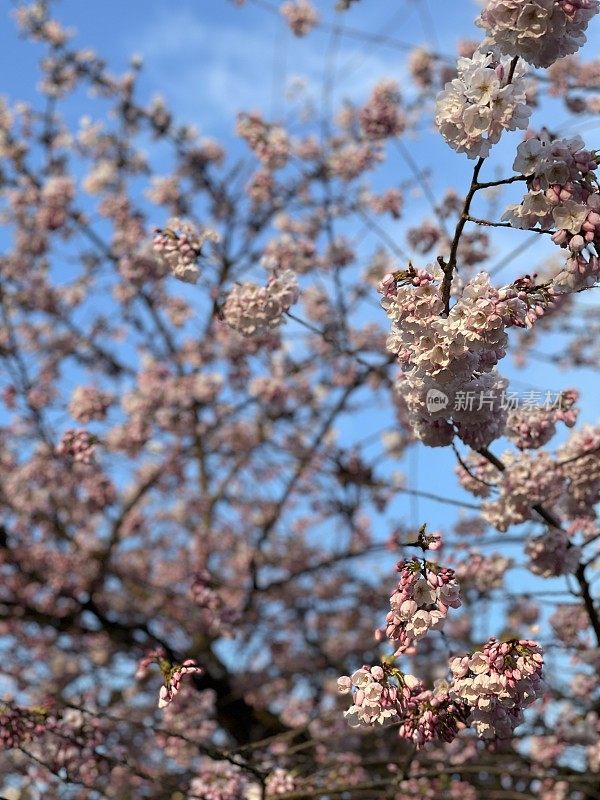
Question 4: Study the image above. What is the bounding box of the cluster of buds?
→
[56,429,97,464]
[501,275,556,328]
[152,218,219,284]
[0,702,55,751]
[368,188,404,219]
[396,681,470,748]
[454,551,512,594]
[411,523,443,551]
[385,558,461,653]
[136,648,203,709]
[449,638,544,739]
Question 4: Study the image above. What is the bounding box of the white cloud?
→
[121,6,409,135]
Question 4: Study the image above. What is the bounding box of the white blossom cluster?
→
[525,529,582,577]
[222,269,299,338]
[435,48,531,159]
[337,667,402,726]
[503,134,600,290]
[503,135,597,231]
[379,269,534,448]
[280,0,319,37]
[386,559,462,652]
[261,234,317,274]
[153,218,219,284]
[478,0,600,69]
[450,639,544,740]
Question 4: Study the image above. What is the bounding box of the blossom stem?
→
[466,215,553,234]
[440,156,485,315]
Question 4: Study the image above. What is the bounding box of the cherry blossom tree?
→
[1,0,600,797]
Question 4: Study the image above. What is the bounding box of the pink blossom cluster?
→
[525,529,581,577]
[455,453,500,497]
[550,603,592,645]
[480,451,563,531]
[568,516,600,543]
[508,274,556,327]
[327,141,382,181]
[359,80,405,140]
[379,268,552,448]
[56,428,97,464]
[146,175,181,209]
[158,659,203,708]
[261,234,316,274]
[408,47,436,90]
[504,135,600,288]
[435,48,531,159]
[505,389,578,449]
[265,768,296,796]
[37,175,75,231]
[397,371,509,449]
[189,760,248,800]
[338,666,470,748]
[454,551,512,593]
[153,218,219,284]
[236,112,290,170]
[112,362,222,440]
[557,424,600,518]
[548,54,600,115]
[190,570,239,636]
[337,665,419,726]
[82,158,119,195]
[396,777,477,800]
[478,0,600,68]
[464,421,600,533]
[222,269,299,338]
[406,220,442,255]
[449,638,544,739]
[385,558,461,653]
[68,385,114,423]
[368,188,404,218]
[280,0,318,36]
[245,169,275,206]
[13,2,71,44]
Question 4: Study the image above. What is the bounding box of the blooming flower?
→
[435,48,531,159]
[478,0,600,68]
